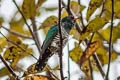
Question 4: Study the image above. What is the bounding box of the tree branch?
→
[105,0,114,79]
[2,26,32,39]
[67,0,71,14]
[0,32,37,60]
[12,0,42,56]
[89,59,93,80]
[58,0,64,79]
[0,54,18,79]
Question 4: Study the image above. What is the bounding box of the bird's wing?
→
[41,25,58,54]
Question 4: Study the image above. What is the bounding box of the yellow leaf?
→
[87,17,108,32]
[78,41,101,66]
[23,64,38,77]
[0,67,10,77]
[70,1,85,16]
[24,75,55,80]
[69,43,98,76]
[105,0,120,18]
[96,46,118,66]
[61,11,68,18]
[100,23,120,42]
[69,42,83,63]
[39,16,58,35]
[3,40,33,68]
[86,0,103,21]
[0,37,7,52]
[81,58,98,76]
[9,18,30,37]
[23,63,58,77]
[79,17,108,41]
[22,0,36,19]
[0,17,4,27]
[70,29,80,40]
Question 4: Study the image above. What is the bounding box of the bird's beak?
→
[73,17,79,20]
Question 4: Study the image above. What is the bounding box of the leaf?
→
[69,42,83,63]
[92,33,118,66]
[86,0,103,21]
[0,17,4,27]
[9,18,30,37]
[80,58,98,76]
[100,22,120,42]
[70,29,80,40]
[23,63,58,77]
[0,37,7,52]
[0,67,10,77]
[24,75,55,80]
[3,39,33,68]
[79,17,108,41]
[61,11,68,18]
[69,42,98,76]
[22,0,36,19]
[86,17,108,32]
[78,41,101,66]
[39,16,58,34]
[36,0,46,8]
[23,64,38,77]
[70,1,85,16]
[96,46,118,66]
[105,0,120,18]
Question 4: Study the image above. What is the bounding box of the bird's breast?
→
[49,27,69,54]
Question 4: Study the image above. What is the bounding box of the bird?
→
[35,16,78,71]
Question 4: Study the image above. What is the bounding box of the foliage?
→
[0,0,119,80]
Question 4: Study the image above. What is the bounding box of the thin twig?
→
[90,33,105,78]
[2,26,32,39]
[89,59,93,80]
[0,54,18,79]
[67,43,70,80]
[78,0,85,28]
[93,53,105,77]
[30,17,41,50]
[86,33,105,78]
[58,0,64,80]
[99,0,106,17]
[0,32,37,60]
[105,0,114,79]
[12,0,42,56]
[67,0,71,14]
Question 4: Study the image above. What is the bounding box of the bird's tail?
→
[35,49,53,71]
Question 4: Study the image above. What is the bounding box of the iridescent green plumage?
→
[35,16,76,71]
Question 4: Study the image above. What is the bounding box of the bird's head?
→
[61,15,78,33]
